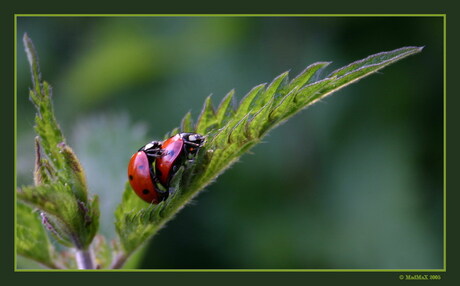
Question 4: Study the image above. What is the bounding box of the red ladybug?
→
[156,133,205,186]
[127,141,166,204]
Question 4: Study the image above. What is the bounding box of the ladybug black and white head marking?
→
[178,133,205,155]
[139,140,163,158]
[179,133,205,146]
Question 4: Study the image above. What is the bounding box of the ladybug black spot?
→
[142,189,150,195]
[129,175,133,181]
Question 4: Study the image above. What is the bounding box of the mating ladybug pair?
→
[128,133,205,204]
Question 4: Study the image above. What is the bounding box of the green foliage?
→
[92,235,113,269]
[114,182,160,253]
[17,202,58,269]
[17,34,100,256]
[17,33,424,269]
[114,46,423,262]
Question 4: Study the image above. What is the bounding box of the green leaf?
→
[33,136,56,185]
[23,32,42,92]
[114,46,423,265]
[195,95,217,134]
[180,111,194,133]
[215,89,236,127]
[19,33,99,251]
[92,235,113,269]
[234,84,266,122]
[18,185,77,238]
[269,86,300,124]
[258,71,289,108]
[287,62,331,89]
[17,184,99,249]
[17,202,58,269]
[58,142,89,203]
[327,46,422,78]
[114,182,164,254]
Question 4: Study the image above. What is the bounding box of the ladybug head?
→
[179,133,205,155]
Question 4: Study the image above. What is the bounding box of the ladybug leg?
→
[182,137,205,147]
[146,161,167,191]
[181,145,197,164]
[184,141,202,147]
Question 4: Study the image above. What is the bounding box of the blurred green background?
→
[16,16,443,269]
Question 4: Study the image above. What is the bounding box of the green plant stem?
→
[75,248,95,269]
[110,253,128,269]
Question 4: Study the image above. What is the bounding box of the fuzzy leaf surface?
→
[17,202,58,268]
[19,34,99,251]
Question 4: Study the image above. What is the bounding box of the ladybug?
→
[127,141,166,204]
[156,133,205,186]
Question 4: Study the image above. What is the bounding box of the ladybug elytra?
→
[156,133,205,186]
[127,133,205,204]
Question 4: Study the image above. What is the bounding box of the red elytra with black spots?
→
[156,133,205,186]
[128,133,205,204]
[155,134,185,186]
[127,150,162,204]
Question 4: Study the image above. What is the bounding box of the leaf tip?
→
[23,32,33,56]
[402,46,425,54]
[23,33,42,88]
[23,32,31,47]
